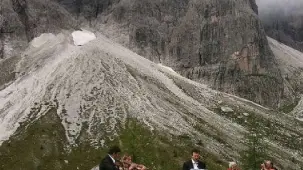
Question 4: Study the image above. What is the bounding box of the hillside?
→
[1,0,289,107]
[1,1,303,169]
[0,31,302,170]
[268,37,303,120]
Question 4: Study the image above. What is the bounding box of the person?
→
[121,154,147,170]
[115,160,123,170]
[261,160,278,170]
[183,148,206,170]
[99,146,122,170]
[227,162,240,170]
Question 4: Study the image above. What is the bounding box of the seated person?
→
[121,154,147,170]
[261,160,278,170]
[227,162,241,170]
[182,148,206,170]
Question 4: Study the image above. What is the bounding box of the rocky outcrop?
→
[248,0,258,14]
[0,32,302,169]
[0,0,77,59]
[1,0,288,107]
[0,0,78,88]
[89,0,284,107]
[268,37,303,109]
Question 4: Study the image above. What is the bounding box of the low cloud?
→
[256,0,303,16]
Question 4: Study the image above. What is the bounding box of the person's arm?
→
[100,160,116,170]
[137,164,147,170]
[129,163,138,170]
[182,162,188,170]
[260,164,266,170]
[99,162,103,170]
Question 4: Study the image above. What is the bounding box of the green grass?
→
[278,97,300,113]
[211,103,303,169]
[0,109,227,170]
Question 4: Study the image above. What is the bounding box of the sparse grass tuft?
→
[0,111,227,170]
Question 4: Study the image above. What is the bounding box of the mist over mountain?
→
[257,0,303,10]
[256,0,303,52]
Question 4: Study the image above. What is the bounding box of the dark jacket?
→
[99,155,118,170]
[182,160,206,170]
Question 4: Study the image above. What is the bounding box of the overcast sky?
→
[256,0,303,15]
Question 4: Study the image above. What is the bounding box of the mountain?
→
[1,0,303,170]
[0,31,303,170]
[257,0,303,52]
[1,0,290,107]
[70,0,287,108]
[268,37,303,120]
[0,0,78,90]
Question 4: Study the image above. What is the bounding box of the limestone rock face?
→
[1,1,303,169]
[0,32,302,169]
[0,0,77,88]
[1,0,288,107]
[1,0,77,55]
[86,0,284,107]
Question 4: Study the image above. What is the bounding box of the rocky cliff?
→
[0,0,77,89]
[58,0,285,107]
[1,0,289,107]
[0,31,302,170]
[1,1,303,169]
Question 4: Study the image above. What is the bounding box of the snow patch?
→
[72,30,96,46]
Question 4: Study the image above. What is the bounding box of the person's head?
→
[265,160,273,168]
[108,145,121,160]
[122,154,132,164]
[229,162,237,169]
[191,148,200,161]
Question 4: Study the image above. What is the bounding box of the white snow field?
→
[72,30,96,46]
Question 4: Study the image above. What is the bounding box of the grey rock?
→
[0,0,292,108]
[0,0,78,88]
[243,112,250,116]
[91,0,285,107]
[0,32,302,169]
[221,106,234,113]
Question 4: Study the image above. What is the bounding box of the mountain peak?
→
[1,1,303,169]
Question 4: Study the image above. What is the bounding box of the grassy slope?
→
[0,108,226,170]
[212,102,303,169]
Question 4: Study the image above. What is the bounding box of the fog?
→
[255,0,303,53]
[256,0,303,16]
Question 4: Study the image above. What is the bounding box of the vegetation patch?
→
[279,97,300,113]
[0,110,227,170]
